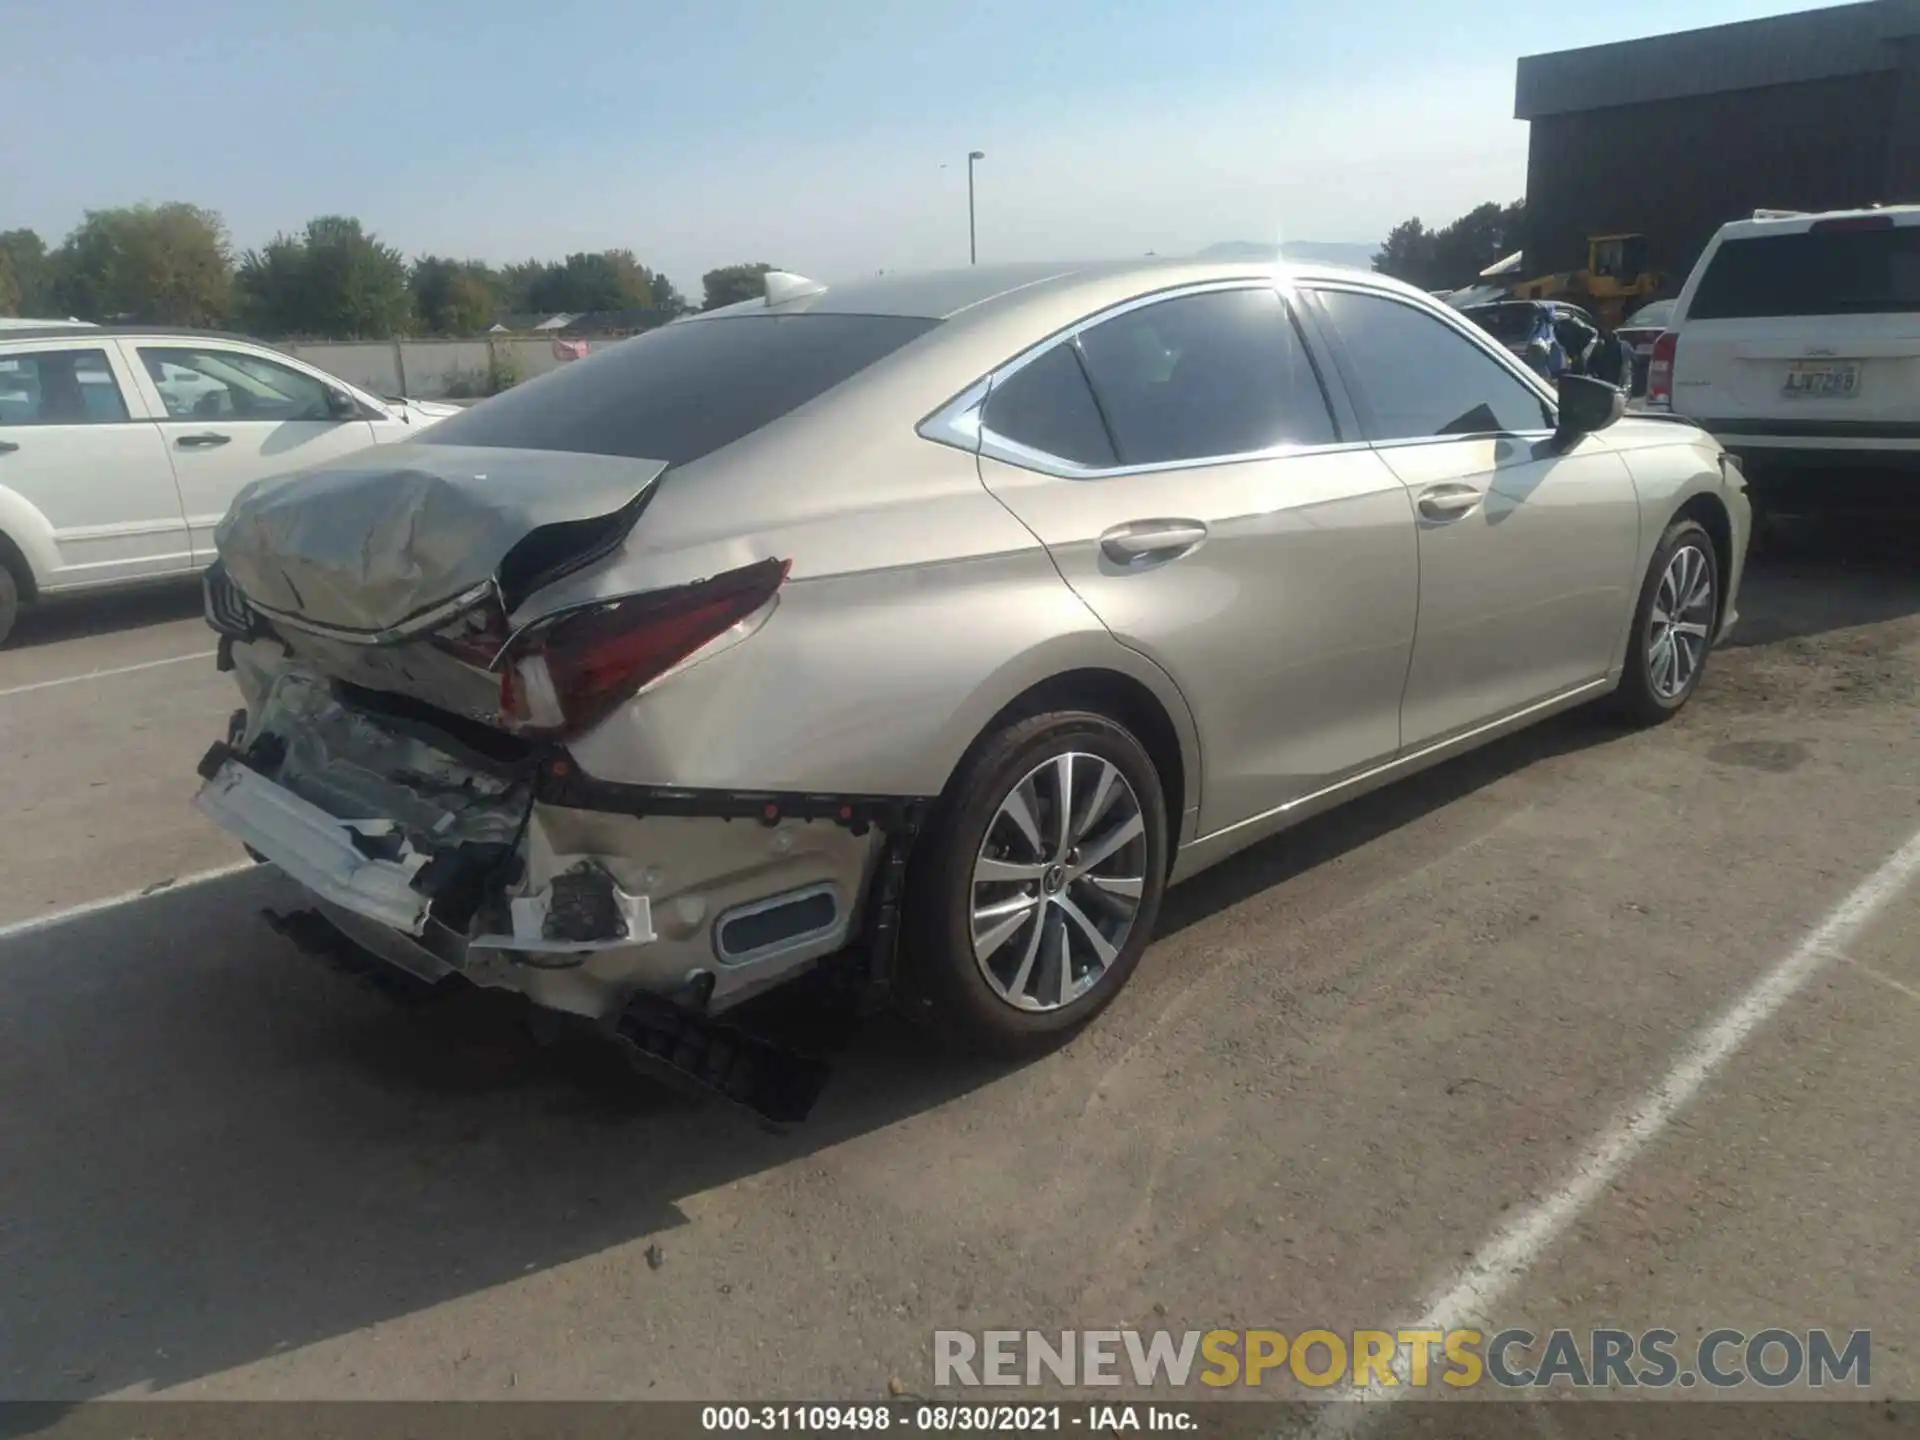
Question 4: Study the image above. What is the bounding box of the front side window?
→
[1313,289,1554,441]
[138,346,335,422]
[1073,287,1337,466]
[0,348,131,427]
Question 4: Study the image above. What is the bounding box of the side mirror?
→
[1553,373,1625,445]
[325,388,360,420]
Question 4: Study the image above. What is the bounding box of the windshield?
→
[1689,226,1920,318]
[421,312,939,465]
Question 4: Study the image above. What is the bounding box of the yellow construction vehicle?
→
[1510,233,1669,328]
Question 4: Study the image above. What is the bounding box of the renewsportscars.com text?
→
[932,1328,1871,1390]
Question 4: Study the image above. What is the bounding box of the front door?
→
[972,283,1419,836]
[125,341,379,564]
[1306,285,1642,749]
[0,342,190,588]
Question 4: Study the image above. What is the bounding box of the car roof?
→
[1712,203,1920,243]
[0,323,271,345]
[682,256,1397,324]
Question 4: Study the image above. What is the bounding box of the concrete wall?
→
[281,336,621,399]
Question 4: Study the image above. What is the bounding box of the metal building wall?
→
[1521,71,1902,285]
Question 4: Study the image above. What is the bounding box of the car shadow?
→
[0,869,1009,1404]
[1157,707,1620,942]
[1725,514,1920,649]
[6,577,204,651]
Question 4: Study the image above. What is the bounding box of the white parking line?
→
[0,650,218,699]
[0,860,257,943]
[1309,820,1920,1432]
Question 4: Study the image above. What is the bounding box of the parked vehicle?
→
[1616,297,1677,396]
[1459,299,1601,368]
[1645,205,1920,517]
[1509,233,1670,329]
[192,260,1749,1119]
[0,325,462,644]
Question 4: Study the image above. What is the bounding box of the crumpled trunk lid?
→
[215,443,667,637]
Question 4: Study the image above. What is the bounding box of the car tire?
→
[1612,517,1720,728]
[0,561,19,649]
[901,709,1169,1057]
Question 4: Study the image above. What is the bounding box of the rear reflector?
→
[498,557,791,737]
[1646,330,1678,408]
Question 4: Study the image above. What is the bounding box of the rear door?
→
[972,282,1420,836]
[1305,283,1641,749]
[122,340,380,564]
[0,342,191,588]
[1671,216,1920,438]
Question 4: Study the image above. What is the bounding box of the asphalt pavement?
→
[1,527,1916,1409]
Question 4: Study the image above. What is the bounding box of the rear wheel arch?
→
[939,666,1192,874]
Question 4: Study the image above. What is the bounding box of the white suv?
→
[1646,205,1920,517]
[0,325,461,644]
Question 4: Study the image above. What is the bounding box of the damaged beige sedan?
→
[194,259,1749,1121]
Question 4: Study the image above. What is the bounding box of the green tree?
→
[235,216,412,338]
[411,256,500,334]
[1375,200,1527,291]
[525,249,663,313]
[1371,219,1438,289]
[52,203,232,325]
[0,229,55,317]
[701,262,775,310]
[1429,200,1526,288]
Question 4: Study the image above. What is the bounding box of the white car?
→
[0,325,461,643]
[1645,205,1920,518]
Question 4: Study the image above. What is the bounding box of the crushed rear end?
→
[191,443,910,1121]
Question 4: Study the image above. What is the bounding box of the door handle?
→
[1416,483,1482,521]
[0,440,18,454]
[1100,520,1209,565]
[175,432,231,449]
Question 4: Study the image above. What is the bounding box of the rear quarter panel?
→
[554,432,1203,816]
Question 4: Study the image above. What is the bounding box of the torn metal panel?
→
[214,443,666,635]
[239,665,533,854]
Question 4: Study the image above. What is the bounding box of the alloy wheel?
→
[1648,542,1715,701]
[968,751,1148,1012]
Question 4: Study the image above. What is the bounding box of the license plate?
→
[1781,362,1860,399]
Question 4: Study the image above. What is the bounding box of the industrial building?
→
[1515,0,1920,284]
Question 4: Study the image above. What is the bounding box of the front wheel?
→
[1612,517,1720,727]
[901,710,1169,1056]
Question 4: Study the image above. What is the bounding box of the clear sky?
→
[2,0,1851,292]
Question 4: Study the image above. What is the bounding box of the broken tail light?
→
[1646,330,1678,408]
[497,557,791,737]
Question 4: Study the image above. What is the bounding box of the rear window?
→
[1688,226,1920,319]
[422,313,939,464]
[1463,305,1538,345]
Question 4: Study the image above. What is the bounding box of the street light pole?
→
[967,150,985,265]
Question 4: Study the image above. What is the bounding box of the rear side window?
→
[982,343,1117,468]
[422,313,939,464]
[1689,226,1920,319]
[1314,289,1553,440]
[1074,288,1337,465]
[0,348,130,426]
